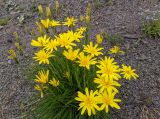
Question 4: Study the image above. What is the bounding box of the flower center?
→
[82,59,89,66]
[103,97,111,104]
[104,81,111,87]
[126,70,131,74]
[105,67,113,74]
[85,97,93,107]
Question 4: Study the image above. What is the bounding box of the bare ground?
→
[0,0,160,119]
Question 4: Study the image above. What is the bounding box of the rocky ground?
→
[0,0,160,119]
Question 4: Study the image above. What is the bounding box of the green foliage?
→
[0,16,10,26]
[93,0,113,9]
[142,18,160,37]
[105,33,124,46]
[27,52,110,119]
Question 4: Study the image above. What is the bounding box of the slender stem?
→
[74,64,81,89]
[83,68,86,87]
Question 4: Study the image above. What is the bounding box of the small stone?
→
[8,59,14,64]
[0,26,3,30]
[0,62,5,65]
[6,34,14,43]
[136,54,148,60]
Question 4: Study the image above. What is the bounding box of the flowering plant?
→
[29,4,138,119]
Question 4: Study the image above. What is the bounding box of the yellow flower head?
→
[86,3,91,16]
[38,5,43,15]
[94,74,121,93]
[36,22,44,35]
[44,39,59,51]
[80,15,84,22]
[77,52,97,69]
[64,72,70,79]
[86,15,90,24]
[56,32,76,49]
[76,27,86,34]
[49,78,59,87]
[67,30,83,42]
[41,19,50,29]
[83,42,103,57]
[8,49,17,59]
[31,35,50,47]
[63,17,77,27]
[50,20,61,27]
[35,70,49,83]
[63,48,79,61]
[96,34,103,44]
[34,85,44,98]
[55,0,60,12]
[121,64,139,80]
[97,57,121,80]
[75,88,100,116]
[46,6,51,17]
[33,50,54,64]
[98,90,121,113]
[109,46,124,55]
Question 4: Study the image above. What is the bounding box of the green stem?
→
[66,60,73,85]
[83,68,86,88]
[86,24,91,45]
[74,64,81,89]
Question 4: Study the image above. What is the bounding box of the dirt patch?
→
[0,0,160,119]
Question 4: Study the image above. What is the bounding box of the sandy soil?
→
[0,0,160,119]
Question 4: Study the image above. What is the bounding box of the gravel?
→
[0,0,160,119]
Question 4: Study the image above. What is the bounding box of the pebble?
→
[8,59,14,65]
[6,34,14,43]
[0,26,4,30]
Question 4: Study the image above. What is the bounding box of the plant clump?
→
[27,3,139,119]
[142,18,160,38]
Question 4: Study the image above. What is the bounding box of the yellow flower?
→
[97,57,121,80]
[46,6,51,17]
[109,46,124,55]
[55,0,60,13]
[8,49,17,59]
[56,32,76,49]
[86,3,91,16]
[63,49,79,61]
[67,30,83,42]
[33,50,53,64]
[86,15,90,24]
[96,34,103,44]
[77,52,96,69]
[34,85,44,98]
[94,74,121,93]
[98,90,121,113]
[75,88,100,116]
[63,17,77,27]
[41,19,50,29]
[36,22,44,35]
[49,78,59,87]
[31,35,50,47]
[38,5,43,15]
[64,72,70,79]
[44,39,59,51]
[121,64,139,80]
[83,42,103,57]
[76,27,86,34]
[50,20,61,27]
[35,70,49,83]
[80,15,84,22]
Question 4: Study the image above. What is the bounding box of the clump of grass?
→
[0,16,10,26]
[142,18,160,38]
[104,33,124,46]
[24,3,139,119]
[94,0,113,9]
